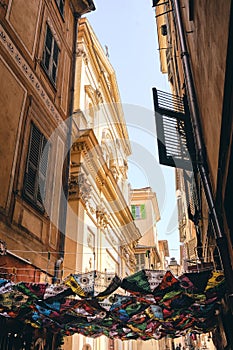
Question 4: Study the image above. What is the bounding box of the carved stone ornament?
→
[76,45,88,65]
[87,232,94,249]
[85,85,103,107]
[72,141,86,153]
[96,203,109,227]
[68,173,91,202]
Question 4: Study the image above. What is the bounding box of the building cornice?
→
[77,18,131,156]
[71,129,141,243]
[70,0,95,16]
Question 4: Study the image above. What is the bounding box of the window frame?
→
[135,253,146,271]
[42,24,60,86]
[23,123,49,212]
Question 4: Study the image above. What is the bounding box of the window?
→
[131,204,146,220]
[135,253,145,271]
[42,25,60,85]
[55,0,65,17]
[23,123,49,211]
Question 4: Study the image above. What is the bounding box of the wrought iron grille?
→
[152,87,195,170]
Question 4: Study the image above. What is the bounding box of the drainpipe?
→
[173,0,233,299]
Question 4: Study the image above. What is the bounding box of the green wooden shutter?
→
[140,204,146,219]
[131,205,136,219]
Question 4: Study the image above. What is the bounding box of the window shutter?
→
[37,136,49,207]
[24,125,41,201]
[131,205,136,219]
[152,87,195,170]
[140,204,146,219]
[140,253,145,269]
[42,25,60,84]
[24,124,49,211]
[135,253,145,271]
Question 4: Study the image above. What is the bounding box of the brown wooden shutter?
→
[24,123,49,211]
[37,136,49,207]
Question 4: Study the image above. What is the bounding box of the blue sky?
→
[88,1,180,262]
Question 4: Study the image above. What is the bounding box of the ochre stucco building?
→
[63,18,141,350]
[0,0,95,348]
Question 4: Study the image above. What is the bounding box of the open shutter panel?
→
[37,136,49,207]
[152,87,195,170]
[131,205,136,219]
[140,204,146,219]
[24,125,41,201]
[24,124,49,211]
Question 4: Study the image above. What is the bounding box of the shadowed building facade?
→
[0,0,95,348]
[154,0,233,348]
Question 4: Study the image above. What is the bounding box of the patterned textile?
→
[154,271,180,294]
[110,295,148,322]
[121,270,152,294]
[64,272,121,299]
[205,271,225,291]
[64,275,86,297]
[144,270,166,291]
[0,269,226,340]
[17,282,47,299]
[0,281,14,294]
[44,284,72,300]
[180,270,212,292]
[96,275,121,300]
[145,304,164,321]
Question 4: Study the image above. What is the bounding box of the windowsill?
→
[22,193,46,215]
